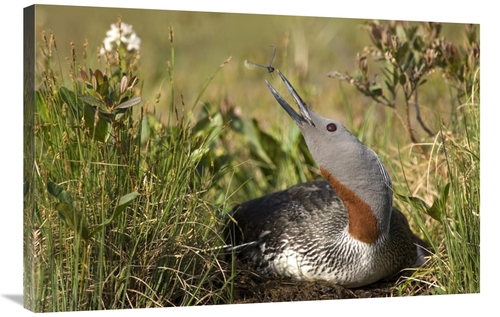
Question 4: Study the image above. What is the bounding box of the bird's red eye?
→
[326,123,337,132]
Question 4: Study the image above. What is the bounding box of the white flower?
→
[119,23,133,36]
[125,32,141,51]
[102,36,115,52]
[100,22,141,55]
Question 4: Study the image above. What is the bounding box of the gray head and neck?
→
[266,70,393,244]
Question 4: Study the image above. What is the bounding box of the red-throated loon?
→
[227,70,428,288]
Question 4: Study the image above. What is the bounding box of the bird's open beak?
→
[266,70,315,127]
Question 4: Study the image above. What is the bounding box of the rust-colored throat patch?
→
[320,166,380,244]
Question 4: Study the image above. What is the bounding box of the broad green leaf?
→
[117,191,140,208]
[47,181,76,209]
[399,74,407,85]
[93,69,105,86]
[140,115,151,145]
[396,25,407,42]
[59,86,82,119]
[35,91,49,121]
[115,96,142,110]
[369,84,383,97]
[354,70,363,81]
[396,183,450,223]
[427,183,451,222]
[140,114,163,145]
[413,50,422,65]
[299,136,315,167]
[190,147,210,165]
[83,104,111,142]
[192,112,223,147]
[395,192,430,214]
[91,69,109,98]
[395,42,410,62]
[282,123,301,153]
[90,192,139,237]
[47,182,89,241]
[232,117,274,168]
[407,26,419,41]
[105,89,115,108]
[95,108,115,123]
[55,202,90,241]
[98,80,109,99]
[77,94,104,108]
[256,124,281,168]
[59,86,77,109]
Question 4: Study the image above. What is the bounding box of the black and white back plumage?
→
[227,181,427,287]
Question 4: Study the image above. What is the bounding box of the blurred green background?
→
[35,5,466,126]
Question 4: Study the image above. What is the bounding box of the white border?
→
[3,1,494,316]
